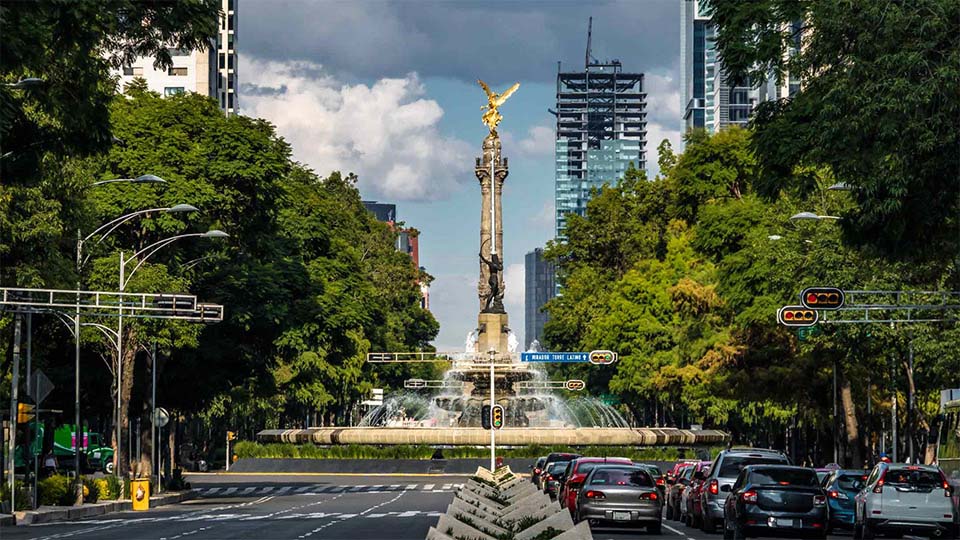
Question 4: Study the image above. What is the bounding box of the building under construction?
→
[553,18,647,239]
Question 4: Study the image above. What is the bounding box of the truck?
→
[16,424,114,474]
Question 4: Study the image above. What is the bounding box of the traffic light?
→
[777,305,819,327]
[491,405,504,430]
[481,405,491,430]
[565,379,586,391]
[801,287,845,310]
[17,403,35,424]
[226,431,237,441]
[589,350,617,365]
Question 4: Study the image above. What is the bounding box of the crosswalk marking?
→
[193,482,464,498]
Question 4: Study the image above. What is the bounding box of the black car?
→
[723,465,828,540]
[539,452,581,490]
[543,461,568,498]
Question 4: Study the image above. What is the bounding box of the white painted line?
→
[294,485,313,493]
[222,487,238,496]
[397,511,418,518]
[405,483,417,490]
[274,486,292,495]
[441,483,452,490]
[663,524,686,536]
[259,486,276,494]
[240,487,256,495]
[423,484,435,490]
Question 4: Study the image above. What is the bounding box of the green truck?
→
[16,424,114,474]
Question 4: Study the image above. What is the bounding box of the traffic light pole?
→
[489,350,495,472]
[7,314,22,514]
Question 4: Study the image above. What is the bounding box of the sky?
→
[238,0,684,351]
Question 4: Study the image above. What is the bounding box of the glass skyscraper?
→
[524,248,556,350]
[554,61,646,239]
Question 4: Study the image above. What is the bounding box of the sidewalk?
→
[3,490,195,526]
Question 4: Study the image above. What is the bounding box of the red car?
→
[665,461,698,520]
[559,457,633,516]
[680,461,712,527]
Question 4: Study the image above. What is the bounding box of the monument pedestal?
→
[477,312,510,354]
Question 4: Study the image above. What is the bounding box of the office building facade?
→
[524,248,556,350]
[112,0,238,116]
[554,59,646,239]
[362,201,429,311]
[681,0,800,133]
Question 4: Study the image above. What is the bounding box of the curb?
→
[5,490,196,526]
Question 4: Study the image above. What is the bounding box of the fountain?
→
[257,81,729,449]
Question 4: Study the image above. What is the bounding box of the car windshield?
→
[547,463,566,474]
[885,468,942,489]
[836,474,866,491]
[589,468,653,487]
[750,468,818,487]
[719,456,788,478]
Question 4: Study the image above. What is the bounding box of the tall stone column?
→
[475,131,509,353]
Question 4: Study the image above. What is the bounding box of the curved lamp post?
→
[789,212,841,221]
[114,229,228,480]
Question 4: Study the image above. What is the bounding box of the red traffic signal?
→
[778,305,819,327]
[801,287,845,310]
[589,350,617,365]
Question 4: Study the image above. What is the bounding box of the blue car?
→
[821,469,867,531]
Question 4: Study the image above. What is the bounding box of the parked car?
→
[530,456,547,486]
[666,462,696,521]
[854,463,957,540]
[635,462,666,500]
[539,452,580,490]
[543,461,568,499]
[681,461,713,528]
[700,448,790,533]
[574,465,662,534]
[723,465,828,540]
[821,469,867,532]
[559,457,633,513]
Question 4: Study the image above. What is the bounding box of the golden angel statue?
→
[478,79,520,132]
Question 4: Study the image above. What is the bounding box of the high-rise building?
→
[111,0,238,116]
[362,201,430,311]
[681,0,799,134]
[524,248,556,350]
[554,19,646,239]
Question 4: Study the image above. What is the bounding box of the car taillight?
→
[534,468,541,474]
[709,479,719,495]
[740,490,757,504]
[873,470,886,494]
[640,492,658,501]
[656,478,665,486]
[545,474,553,481]
[941,472,952,497]
[584,490,605,499]
[814,495,827,506]
[828,490,848,500]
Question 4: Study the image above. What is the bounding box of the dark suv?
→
[700,448,790,533]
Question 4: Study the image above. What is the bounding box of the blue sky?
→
[238,0,683,350]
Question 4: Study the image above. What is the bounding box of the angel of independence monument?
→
[257,82,730,451]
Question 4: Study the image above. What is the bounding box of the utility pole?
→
[151,342,157,491]
[489,349,496,471]
[7,314,22,513]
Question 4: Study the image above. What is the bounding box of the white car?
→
[854,463,957,539]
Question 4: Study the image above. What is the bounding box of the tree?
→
[709,0,960,261]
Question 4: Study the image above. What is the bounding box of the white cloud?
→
[504,263,525,312]
[530,198,554,229]
[240,55,472,201]
[643,72,685,178]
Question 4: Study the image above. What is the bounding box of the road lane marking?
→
[221,487,238,495]
[405,483,417,490]
[663,524,686,536]
[423,483,434,490]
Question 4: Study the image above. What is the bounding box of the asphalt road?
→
[2,473,869,540]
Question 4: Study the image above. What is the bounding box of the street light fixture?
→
[789,212,841,221]
[768,235,783,241]
[3,77,44,89]
[828,182,852,191]
[91,174,168,186]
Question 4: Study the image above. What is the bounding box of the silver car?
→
[575,465,662,534]
[854,463,957,539]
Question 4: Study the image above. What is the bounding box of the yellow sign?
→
[227,431,237,441]
[17,403,35,424]
[131,480,150,511]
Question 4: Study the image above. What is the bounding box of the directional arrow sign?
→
[520,352,589,363]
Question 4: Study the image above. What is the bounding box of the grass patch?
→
[235,441,709,461]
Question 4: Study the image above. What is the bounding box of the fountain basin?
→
[257,427,730,446]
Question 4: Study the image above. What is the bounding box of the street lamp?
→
[789,212,841,221]
[74,194,195,496]
[3,77,44,89]
[828,182,852,191]
[91,174,167,187]
[115,229,227,481]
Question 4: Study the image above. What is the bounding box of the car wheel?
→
[703,516,717,534]
[666,503,674,520]
[103,460,114,474]
[648,521,662,535]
